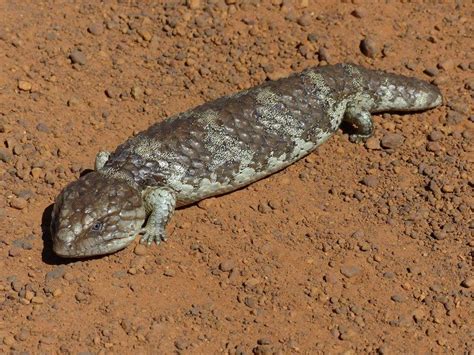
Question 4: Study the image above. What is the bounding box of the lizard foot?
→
[139,226,167,246]
[349,133,372,144]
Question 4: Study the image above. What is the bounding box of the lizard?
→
[50,63,443,257]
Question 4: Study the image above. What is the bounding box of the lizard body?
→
[51,64,442,257]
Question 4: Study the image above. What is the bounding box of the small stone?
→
[437,59,454,71]
[441,184,454,193]
[351,8,367,18]
[460,278,473,288]
[36,122,50,132]
[52,288,63,297]
[297,14,311,26]
[360,37,377,58]
[67,97,80,107]
[75,292,87,302]
[340,265,361,278]
[105,87,119,99]
[9,247,22,257]
[380,133,404,149]
[244,296,257,308]
[445,111,464,125]
[69,49,87,65]
[257,338,271,345]
[426,141,441,152]
[138,29,152,42]
[31,296,44,304]
[318,47,330,62]
[219,260,235,272]
[0,148,12,162]
[244,277,261,288]
[187,0,200,9]
[88,23,104,36]
[428,130,443,141]
[3,335,15,346]
[10,197,27,210]
[18,80,32,91]
[432,230,447,240]
[361,175,378,187]
[390,294,406,303]
[31,167,43,180]
[134,244,147,256]
[24,290,35,301]
[423,67,439,77]
[175,338,189,350]
[365,137,381,150]
[163,269,175,277]
[131,86,143,100]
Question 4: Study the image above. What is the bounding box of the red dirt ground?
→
[0,1,472,353]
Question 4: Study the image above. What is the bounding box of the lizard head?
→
[50,172,146,258]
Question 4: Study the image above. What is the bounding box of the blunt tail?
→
[348,64,443,113]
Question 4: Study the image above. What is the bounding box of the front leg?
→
[140,187,177,245]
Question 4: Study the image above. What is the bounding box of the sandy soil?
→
[0,0,472,353]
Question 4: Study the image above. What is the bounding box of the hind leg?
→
[343,107,374,143]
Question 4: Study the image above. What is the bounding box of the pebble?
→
[431,230,447,240]
[187,0,200,9]
[361,175,378,187]
[297,14,311,27]
[131,86,143,100]
[8,248,21,258]
[390,294,406,303]
[437,59,454,71]
[18,80,32,91]
[105,87,119,99]
[380,133,404,149]
[423,67,439,77]
[244,296,257,308]
[10,197,27,210]
[3,335,15,346]
[460,278,473,288]
[134,244,147,256]
[428,130,443,141]
[364,137,381,150]
[31,167,43,180]
[75,292,87,302]
[318,47,331,62]
[340,265,361,278]
[174,338,189,350]
[445,111,464,125]
[36,122,50,132]
[351,8,367,18]
[163,269,175,277]
[138,29,153,42]
[31,296,44,304]
[69,49,87,65]
[0,147,12,162]
[219,260,235,272]
[88,23,104,36]
[426,141,441,152]
[360,37,377,58]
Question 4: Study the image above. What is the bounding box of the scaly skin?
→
[51,64,443,257]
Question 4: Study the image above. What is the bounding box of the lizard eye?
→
[91,222,104,232]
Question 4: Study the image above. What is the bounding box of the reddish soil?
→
[0,0,472,353]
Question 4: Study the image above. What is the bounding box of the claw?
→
[139,227,167,246]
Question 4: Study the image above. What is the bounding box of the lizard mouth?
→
[53,231,139,258]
